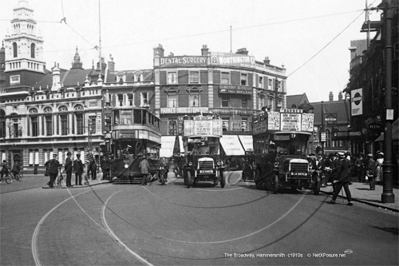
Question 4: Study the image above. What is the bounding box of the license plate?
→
[291,172,307,176]
[200,170,213,173]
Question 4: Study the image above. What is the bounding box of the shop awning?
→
[375,119,399,142]
[238,135,253,152]
[160,136,176,158]
[220,135,245,156]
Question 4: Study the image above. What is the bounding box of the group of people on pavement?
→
[44,152,113,188]
[309,150,386,205]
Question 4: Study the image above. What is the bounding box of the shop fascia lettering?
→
[218,55,255,65]
[160,56,207,65]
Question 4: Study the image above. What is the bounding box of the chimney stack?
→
[264,56,270,65]
[236,48,248,55]
[108,54,115,72]
[329,91,334,102]
[153,44,164,57]
[201,45,209,56]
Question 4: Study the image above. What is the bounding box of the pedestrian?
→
[322,153,332,186]
[345,151,354,184]
[44,154,61,188]
[100,154,110,180]
[328,152,353,206]
[73,154,84,186]
[375,152,384,185]
[11,161,21,181]
[65,152,73,187]
[354,154,364,183]
[1,160,10,181]
[139,154,150,186]
[330,153,340,183]
[89,157,97,180]
[366,153,377,190]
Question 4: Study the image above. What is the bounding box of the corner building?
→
[153,44,287,157]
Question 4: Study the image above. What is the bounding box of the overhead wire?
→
[287,0,379,78]
[101,9,364,50]
[287,11,365,78]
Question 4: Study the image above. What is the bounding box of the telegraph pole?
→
[381,0,394,203]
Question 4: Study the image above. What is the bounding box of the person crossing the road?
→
[44,154,61,188]
[328,152,353,206]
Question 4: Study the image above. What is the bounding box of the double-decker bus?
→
[181,115,225,188]
[104,107,161,184]
[245,108,320,194]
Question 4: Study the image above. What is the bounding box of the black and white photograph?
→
[0,0,398,265]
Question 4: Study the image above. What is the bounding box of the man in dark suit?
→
[73,154,84,186]
[65,152,73,187]
[329,152,353,206]
[45,154,61,188]
[100,154,110,180]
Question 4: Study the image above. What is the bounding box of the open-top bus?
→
[104,107,161,184]
[248,108,320,194]
[182,115,225,188]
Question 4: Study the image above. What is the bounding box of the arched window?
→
[13,42,18,58]
[74,105,84,135]
[58,106,68,112]
[43,107,53,136]
[31,43,35,58]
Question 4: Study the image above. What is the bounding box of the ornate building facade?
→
[153,44,287,156]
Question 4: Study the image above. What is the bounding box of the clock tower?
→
[3,0,45,88]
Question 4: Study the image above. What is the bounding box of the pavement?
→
[321,181,399,212]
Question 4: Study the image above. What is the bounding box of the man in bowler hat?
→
[73,154,84,186]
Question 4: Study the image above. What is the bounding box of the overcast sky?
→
[0,0,381,102]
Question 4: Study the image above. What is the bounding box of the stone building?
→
[153,44,287,157]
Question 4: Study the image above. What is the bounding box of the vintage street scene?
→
[0,0,398,265]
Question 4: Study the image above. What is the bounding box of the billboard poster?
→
[281,113,301,131]
[301,113,314,132]
[184,119,222,137]
[351,88,363,116]
[268,112,280,130]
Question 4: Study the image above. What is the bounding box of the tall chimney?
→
[329,91,334,102]
[201,45,209,56]
[108,54,115,72]
[338,91,343,101]
[153,44,164,57]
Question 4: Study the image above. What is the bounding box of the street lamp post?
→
[381,0,395,203]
